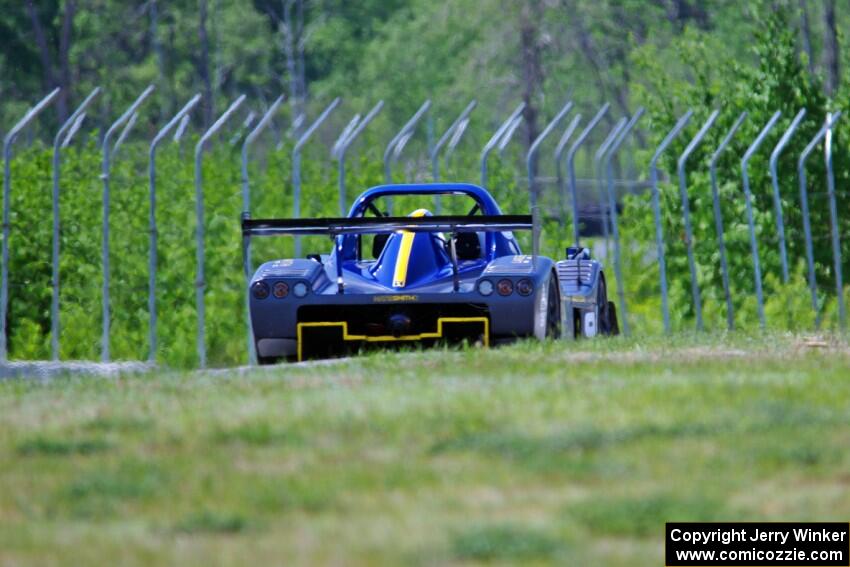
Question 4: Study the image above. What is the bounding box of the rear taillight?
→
[252,281,270,299]
[516,278,533,296]
[272,282,289,299]
[497,279,513,296]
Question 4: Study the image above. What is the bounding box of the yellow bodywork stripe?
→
[392,208,429,288]
[296,316,489,361]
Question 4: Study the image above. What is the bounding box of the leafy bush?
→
[620,6,849,332]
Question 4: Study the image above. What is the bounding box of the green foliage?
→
[621,5,850,332]
[0,142,534,366]
[2,131,408,367]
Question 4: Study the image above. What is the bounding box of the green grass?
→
[1,332,849,565]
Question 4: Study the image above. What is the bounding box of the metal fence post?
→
[797,117,837,320]
[676,109,719,332]
[430,100,476,212]
[242,95,285,217]
[62,112,87,149]
[240,94,285,365]
[384,100,431,184]
[1,88,60,362]
[337,101,384,215]
[709,112,747,331]
[526,101,573,211]
[443,114,472,167]
[112,111,140,158]
[649,110,693,334]
[195,94,246,368]
[824,112,845,330]
[51,87,101,361]
[741,111,781,330]
[480,103,525,188]
[497,113,523,157]
[229,112,257,146]
[768,108,806,284]
[604,108,645,337]
[293,97,341,256]
[554,115,583,219]
[101,85,155,362]
[593,117,627,247]
[174,115,191,144]
[149,94,202,364]
[333,114,362,168]
[567,103,610,246]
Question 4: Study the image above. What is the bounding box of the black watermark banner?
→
[666,523,849,566]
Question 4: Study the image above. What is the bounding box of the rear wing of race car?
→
[241,211,542,292]
[241,214,533,236]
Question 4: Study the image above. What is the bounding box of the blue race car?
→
[242,183,618,363]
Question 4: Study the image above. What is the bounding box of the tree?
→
[798,0,815,76]
[821,0,839,95]
[518,1,544,148]
[198,0,214,127]
[24,0,76,122]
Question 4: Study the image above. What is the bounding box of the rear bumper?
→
[251,292,536,359]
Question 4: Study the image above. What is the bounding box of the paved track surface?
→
[0,357,346,380]
[0,360,155,380]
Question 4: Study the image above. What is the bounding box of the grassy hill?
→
[1,333,849,565]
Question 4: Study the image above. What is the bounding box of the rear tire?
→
[597,276,619,336]
[606,301,620,335]
[572,307,581,339]
[545,273,561,338]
